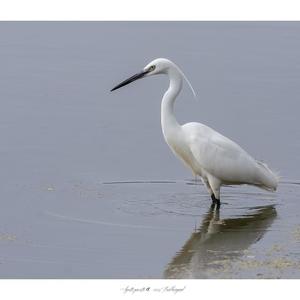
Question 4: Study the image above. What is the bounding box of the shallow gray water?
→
[0,22,299,278]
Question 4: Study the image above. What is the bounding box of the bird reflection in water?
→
[164,204,277,278]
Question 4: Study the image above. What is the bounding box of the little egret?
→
[111,58,278,207]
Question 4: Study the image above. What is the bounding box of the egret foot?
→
[210,194,217,203]
[210,194,221,208]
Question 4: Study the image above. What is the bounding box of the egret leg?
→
[201,178,214,201]
[208,176,221,207]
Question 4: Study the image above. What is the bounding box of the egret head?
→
[110,58,172,92]
[143,58,173,75]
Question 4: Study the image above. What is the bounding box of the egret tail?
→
[255,161,279,191]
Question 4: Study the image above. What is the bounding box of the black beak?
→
[110,69,149,92]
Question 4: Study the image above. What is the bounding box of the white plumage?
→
[111,58,279,206]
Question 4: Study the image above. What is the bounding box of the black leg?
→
[210,194,217,203]
[210,194,221,208]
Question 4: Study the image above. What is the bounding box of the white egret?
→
[111,58,279,207]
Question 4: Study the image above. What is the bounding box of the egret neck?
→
[161,67,183,140]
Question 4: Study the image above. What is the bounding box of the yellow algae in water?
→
[238,259,262,269]
[265,258,297,270]
[292,226,300,241]
[238,257,298,273]
[266,244,284,256]
[0,233,17,241]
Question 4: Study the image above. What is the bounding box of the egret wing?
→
[183,123,257,183]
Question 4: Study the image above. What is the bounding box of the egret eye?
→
[149,65,156,72]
